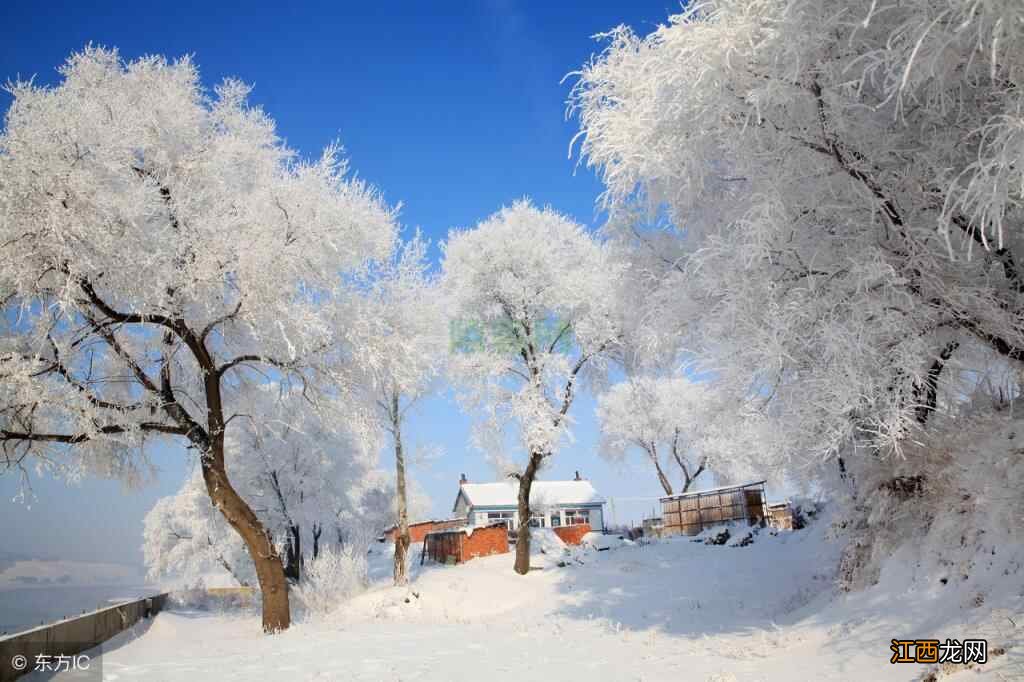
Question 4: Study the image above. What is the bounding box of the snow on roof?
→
[659,480,766,501]
[458,480,604,508]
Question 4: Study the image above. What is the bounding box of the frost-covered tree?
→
[351,234,446,585]
[143,384,392,588]
[0,48,397,631]
[225,386,382,582]
[143,448,395,591]
[143,473,252,587]
[596,376,711,495]
[442,200,622,574]
[570,1,1024,492]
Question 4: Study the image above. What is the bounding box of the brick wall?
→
[461,524,509,560]
[385,518,466,544]
[553,523,591,546]
[424,524,509,565]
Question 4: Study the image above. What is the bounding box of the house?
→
[451,471,605,532]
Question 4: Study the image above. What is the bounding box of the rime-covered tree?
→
[143,472,253,587]
[351,234,446,585]
[596,376,711,495]
[442,200,621,574]
[143,395,394,590]
[570,1,1024,493]
[0,48,397,631]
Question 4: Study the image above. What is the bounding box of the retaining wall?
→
[0,593,167,682]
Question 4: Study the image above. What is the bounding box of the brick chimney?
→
[460,473,468,485]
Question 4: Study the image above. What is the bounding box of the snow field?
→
[56,517,1023,681]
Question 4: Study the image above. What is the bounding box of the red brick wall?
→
[423,524,510,565]
[553,523,591,546]
[385,518,466,544]
[461,525,509,561]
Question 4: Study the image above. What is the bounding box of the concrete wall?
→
[0,593,167,682]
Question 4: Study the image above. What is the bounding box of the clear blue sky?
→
[0,0,694,566]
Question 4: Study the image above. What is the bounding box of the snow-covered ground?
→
[43,520,1024,681]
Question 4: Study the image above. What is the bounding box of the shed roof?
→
[659,480,766,502]
[455,480,604,510]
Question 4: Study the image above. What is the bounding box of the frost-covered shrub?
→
[292,546,369,620]
[167,580,211,611]
[833,408,1024,596]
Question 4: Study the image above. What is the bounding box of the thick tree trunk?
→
[514,450,544,575]
[392,395,411,586]
[200,447,290,632]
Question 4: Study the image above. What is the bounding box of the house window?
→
[486,511,514,530]
[528,513,546,528]
[564,509,590,526]
[550,513,561,527]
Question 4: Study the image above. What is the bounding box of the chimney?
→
[460,473,468,485]
[574,470,582,481]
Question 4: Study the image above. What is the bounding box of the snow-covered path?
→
[58,524,1024,681]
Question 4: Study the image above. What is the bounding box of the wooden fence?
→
[661,481,768,536]
[0,593,167,682]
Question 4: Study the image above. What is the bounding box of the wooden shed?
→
[660,481,768,536]
[766,502,795,530]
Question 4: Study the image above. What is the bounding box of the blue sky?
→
[0,0,690,566]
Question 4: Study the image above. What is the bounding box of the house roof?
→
[659,480,766,502]
[455,480,605,510]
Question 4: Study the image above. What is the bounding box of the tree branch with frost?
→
[1,47,398,632]
[443,200,622,574]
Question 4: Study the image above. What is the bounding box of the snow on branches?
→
[0,47,400,631]
[596,376,715,495]
[570,0,1024,483]
[441,199,623,573]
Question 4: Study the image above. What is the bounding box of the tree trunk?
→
[514,450,544,575]
[679,460,705,493]
[312,523,322,560]
[200,447,290,632]
[671,429,706,494]
[913,341,958,425]
[392,393,411,586]
[283,524,301,583]
[645,443,673,496]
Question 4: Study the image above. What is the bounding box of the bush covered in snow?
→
[292,546,370,620]
[834,408,1024,600]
